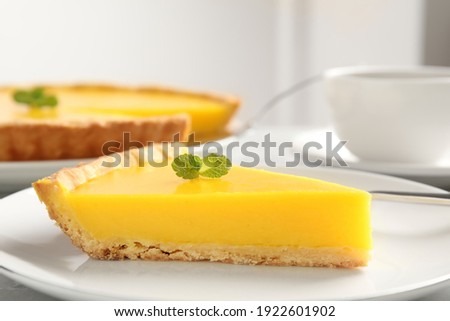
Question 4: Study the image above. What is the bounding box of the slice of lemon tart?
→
[0,85,239,161]
[33,146,372,268]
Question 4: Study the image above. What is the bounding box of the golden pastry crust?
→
[33,147,369,268]
[0,115,189,161]
[0,84,240,161]
[82,241,368,268]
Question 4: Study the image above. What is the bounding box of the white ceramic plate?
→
[294,128,450,189]
[0,158,92,195]
[1,167,450,300]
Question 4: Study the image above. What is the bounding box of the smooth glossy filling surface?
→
[66,166,372,249]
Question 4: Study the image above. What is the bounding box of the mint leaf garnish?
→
[171,154,203,179]
[171,153,231,179]
[13,87,58,109]
[200,153,231,178]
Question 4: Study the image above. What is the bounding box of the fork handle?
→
[370,191,450,206]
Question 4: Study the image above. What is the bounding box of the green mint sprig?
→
[13,87,58,109]
[171,153,231,179]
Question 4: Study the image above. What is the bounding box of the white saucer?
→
[294,128,450,189]
[1,166,449,300]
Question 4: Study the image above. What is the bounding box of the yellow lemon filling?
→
[65,166,372,250]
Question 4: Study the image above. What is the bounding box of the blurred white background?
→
[0,0,448,126]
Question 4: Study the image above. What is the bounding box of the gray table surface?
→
[1,185,450,301]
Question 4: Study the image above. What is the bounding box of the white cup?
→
[324,65,450,163]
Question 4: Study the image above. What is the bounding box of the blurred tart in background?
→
[0,85,239,161]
